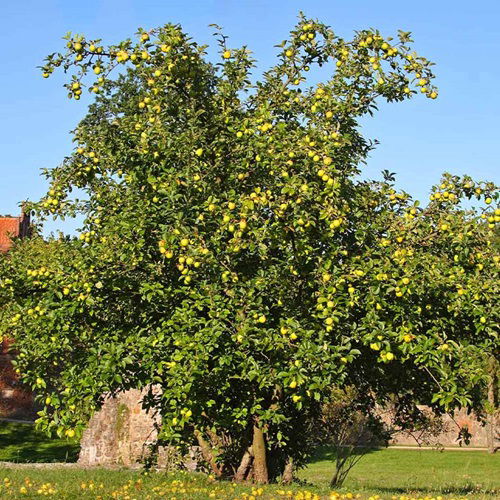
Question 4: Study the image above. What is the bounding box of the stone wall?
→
[387,406,498,448]
[78,388,161,467]
[78,388,199,469]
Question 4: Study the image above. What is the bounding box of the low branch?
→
[235,446,253,482]
[194,429,223,477]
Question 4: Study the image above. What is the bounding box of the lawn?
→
[299,446,500,498]
[0,422,498,499]
[0,421,79,463]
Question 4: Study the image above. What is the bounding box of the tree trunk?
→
[282,457,294,483]
[194,429,223,477]
[251,422,269,483]
[330,470,341,489]
[235,446,253,482]
[486,356,498,454]
[246,464,254,482]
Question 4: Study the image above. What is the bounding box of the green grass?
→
[0,461,498,500]
[299,446,500,498]
[0,422,498,498]
[0,421,79,463]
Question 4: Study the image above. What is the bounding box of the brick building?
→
[0,211,31,253]
[0,210,34,419]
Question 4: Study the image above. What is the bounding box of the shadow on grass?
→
[0,421,79,463]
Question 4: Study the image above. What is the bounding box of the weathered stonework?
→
[78,388,201,469]
[387,406,498,448]
[78,388,161,467]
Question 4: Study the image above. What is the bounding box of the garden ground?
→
[0,421,498,499]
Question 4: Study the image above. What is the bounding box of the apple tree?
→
[0,15,498,481]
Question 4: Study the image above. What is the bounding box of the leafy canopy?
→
[0,14,498,480]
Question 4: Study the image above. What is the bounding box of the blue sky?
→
[1,0,498,235]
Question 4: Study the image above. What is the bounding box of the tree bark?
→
[235,446,253,482]
[251,422,269,483]
[282,457,294,483]
[486,356,498,454]
[194,429,223,477]
[246,464,254,482]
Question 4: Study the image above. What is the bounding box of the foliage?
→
[0,14,498,482]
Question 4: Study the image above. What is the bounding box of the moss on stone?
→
[116,402,130,438]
